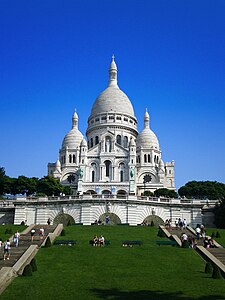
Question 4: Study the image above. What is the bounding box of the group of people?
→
[90,235,105,246]
[30,227,45,242]
[175,218,187,230]
[0,226,46,261]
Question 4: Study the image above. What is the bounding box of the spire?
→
[144,109,150,129]
[108,55,118,87]
[72,109,78,129]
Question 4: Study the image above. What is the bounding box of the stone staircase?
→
[164,225,225,275]
[0,225,57,269]
[207,248,225,265]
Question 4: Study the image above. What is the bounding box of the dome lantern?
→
[108,54,118,87]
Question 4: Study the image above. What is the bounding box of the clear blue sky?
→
[0,0,224,189]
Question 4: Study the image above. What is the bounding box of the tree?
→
[154,188,178,198]
[63,185,72,195]
[37,176,63,196]
[178,181,225,200]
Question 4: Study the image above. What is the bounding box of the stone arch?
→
[143,215,164,227]
[102,190,111,195]
[85,190,97,195]
[99,212,121,225]
[117,190,127,195]
[53,213,75,226]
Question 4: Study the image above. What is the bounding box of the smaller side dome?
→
[136,110,160,150]
[62,110,84,149]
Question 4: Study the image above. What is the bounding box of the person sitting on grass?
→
[93,235,98,246]
[98,235,105,246]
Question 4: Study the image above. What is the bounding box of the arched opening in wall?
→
[148,154,151,163]
[53,213,75,226]
[116,135,121,145]
[120,170,124,182]
[73,155,76,163]
[117,190,127,198]
[142,215,164,227]
[99,213,121,225]
[102,190,111,195]
[104,160,111,178]
[69,154,72,163]
[124,136,128,148]
[85,190,97,195]
[92,170,95,182]
[95,136,99,145]
[144,154,147,163]
[119,162,125,182]
[90,138,93,148]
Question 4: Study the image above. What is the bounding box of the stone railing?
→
[11,195,218,207]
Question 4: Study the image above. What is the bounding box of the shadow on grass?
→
[90,288,225,300]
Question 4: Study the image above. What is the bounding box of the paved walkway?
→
[0,225,56,269]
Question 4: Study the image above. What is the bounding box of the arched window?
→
[116,135,121,145]
[148,154,151,163]
[120,170,124,182]
[124,136,128,148]
[119,163,125,182]
[92,171,95,182]
[95,136,99,145]
[105,160,111,177]
[73,155,76,163]
[144,154,147,163]
[69,154,72,163]
[90,138,93,148]
[88,140,90,149]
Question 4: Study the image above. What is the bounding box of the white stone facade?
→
[48,57,175,196]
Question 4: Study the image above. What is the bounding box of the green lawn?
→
[1,225,225,300]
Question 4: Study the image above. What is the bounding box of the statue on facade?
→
[130,167,134,179]
[78,168,83,179]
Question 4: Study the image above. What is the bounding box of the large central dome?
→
[90,56,135,118]
[91,85,135,117]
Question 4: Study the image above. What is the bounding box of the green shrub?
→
[205,262,213,274]
[22,264,33,276]
[157,228,166,237]
[212,266,222,279]
[30,258,37,272]
[60,229,66,236]
[67,220,72,226]
[216,231,221,238]
[4,229,9,234]
[211,232,215,238]
[45,236,52,248]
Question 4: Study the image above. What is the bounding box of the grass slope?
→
[1,226,225,300]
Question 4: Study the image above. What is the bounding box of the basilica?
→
[48,57,175,196]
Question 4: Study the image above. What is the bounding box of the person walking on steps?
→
[30,228,36,242]
[3,239,11,260]
[14,230,20,247]
[39,227,45,240]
